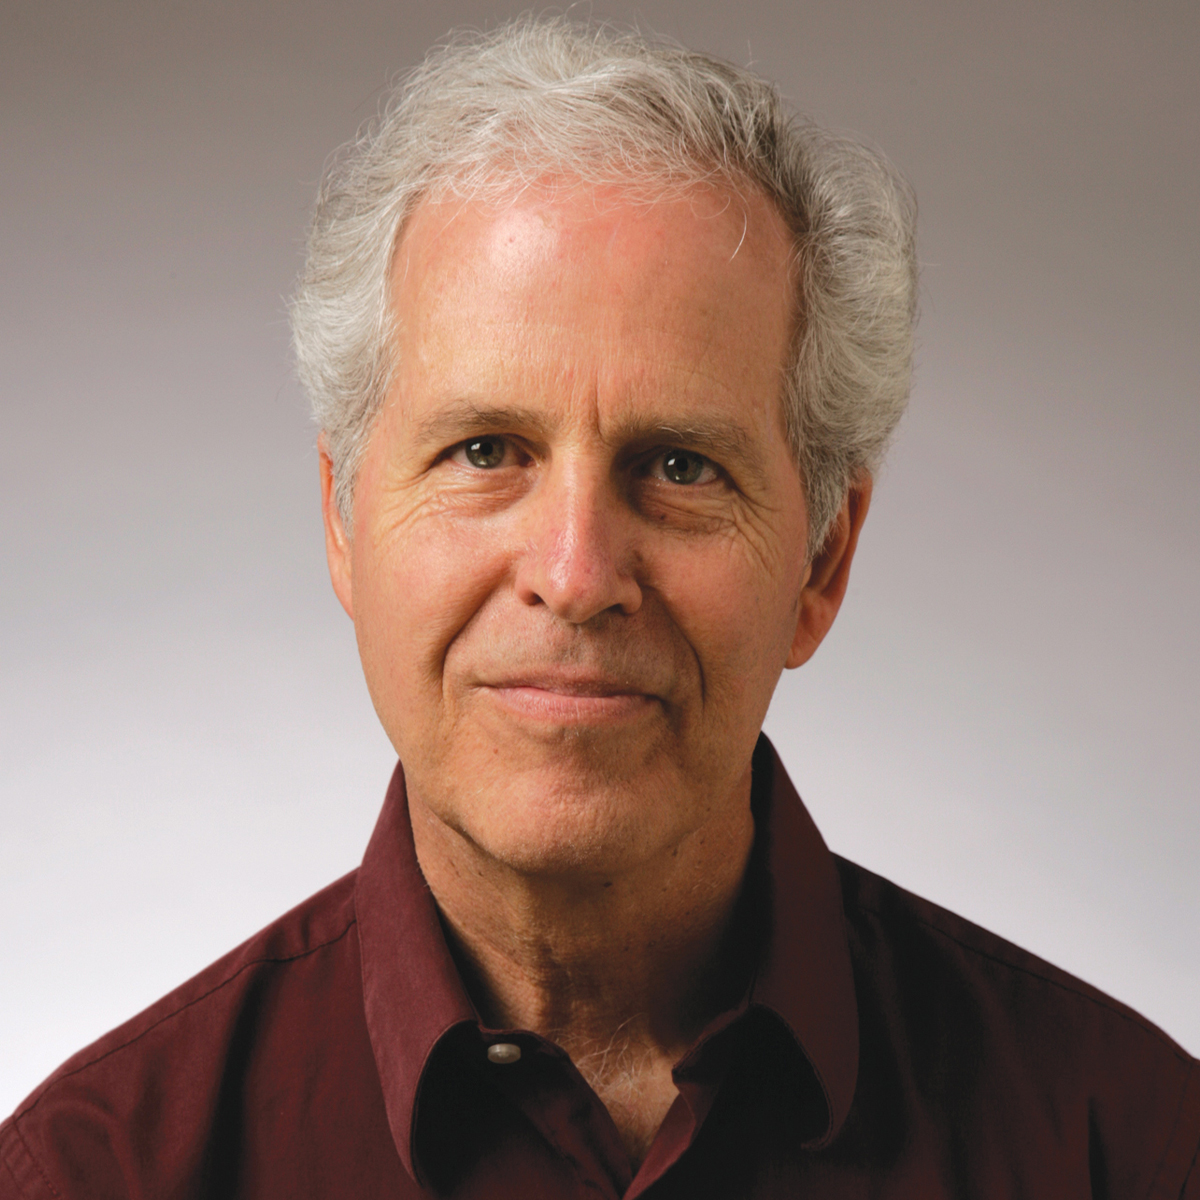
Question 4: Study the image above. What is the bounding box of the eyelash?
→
[645,449,719,486]
[450,437,720,487]
[452,436,515,470]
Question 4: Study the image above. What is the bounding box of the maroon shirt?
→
[3,738,1198,1198]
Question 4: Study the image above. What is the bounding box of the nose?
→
[514,462,643,624]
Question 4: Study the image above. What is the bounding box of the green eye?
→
[662,450,707,484]
[464,437,506,468]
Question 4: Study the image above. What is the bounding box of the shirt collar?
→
[355,734,859,1182]
[355,763,477,1182]
[744,734,860,1147]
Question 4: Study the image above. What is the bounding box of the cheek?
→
[353,512,512,700]
[655,536,801,687]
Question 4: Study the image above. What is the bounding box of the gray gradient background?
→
[2,0,1197,1109]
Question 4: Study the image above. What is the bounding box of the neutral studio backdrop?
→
[2,0,1197,1109]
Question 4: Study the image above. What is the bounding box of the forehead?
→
[387,179,796,434]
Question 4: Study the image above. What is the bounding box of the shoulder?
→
[1,872,367,1199]
[835,854,1184,1047]
[833,854,1200,1195]
[11,869,361,1121]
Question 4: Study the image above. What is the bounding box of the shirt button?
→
[487,1042,522,1065]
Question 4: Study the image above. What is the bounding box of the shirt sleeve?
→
[1181,1142,1200,1200]
[1166,1062,1200,1200]
[0,1119,56,1200]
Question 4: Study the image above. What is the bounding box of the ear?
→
[319,436,355,622]
[785,476,873,669]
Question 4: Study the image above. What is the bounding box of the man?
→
[2,17,1196,1199]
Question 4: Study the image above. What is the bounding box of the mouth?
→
[478,673,660,724]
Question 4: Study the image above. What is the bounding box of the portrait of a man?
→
[2,6,1197,1198]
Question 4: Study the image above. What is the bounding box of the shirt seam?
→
[1147,1059,1200,1200]
[853,898,1190,1062]
[1,1117,62,1199]
[1177,1133,1200,1197]
[11,916,359,1126]
[855,896,1200,1194]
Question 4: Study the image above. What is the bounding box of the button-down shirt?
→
[3,738,1198,1197]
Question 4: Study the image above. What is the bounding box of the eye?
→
[656,449,716,485]
[458,436,509,469]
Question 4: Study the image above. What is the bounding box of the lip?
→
[478,674,660,723]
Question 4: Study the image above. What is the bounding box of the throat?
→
[571,1034,682,1172]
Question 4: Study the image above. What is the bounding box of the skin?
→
[321,179,871,1168]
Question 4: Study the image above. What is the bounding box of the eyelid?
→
[442,437,725,483]
[448,435,499,465]
[447,433,538,469]
[642,447,722,484]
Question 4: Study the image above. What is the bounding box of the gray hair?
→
[290,16,917,552]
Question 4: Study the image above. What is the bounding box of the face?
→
[323,180,860,878]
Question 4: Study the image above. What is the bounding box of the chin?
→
[461,765,688,878]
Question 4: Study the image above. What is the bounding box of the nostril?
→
[513,483,643,621]
[515,541,642,623]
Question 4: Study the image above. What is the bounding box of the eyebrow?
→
[630,419,758,466]
[415,398,772,485]
[415,400,553,446]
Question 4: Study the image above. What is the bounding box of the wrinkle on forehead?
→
[386,179,797,459]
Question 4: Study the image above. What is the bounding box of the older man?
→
[2,19,1197,1200]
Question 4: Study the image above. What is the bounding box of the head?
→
[290,18,917,880]
[292,17,917,558]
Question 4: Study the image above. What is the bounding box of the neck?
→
[407,774,756,1168]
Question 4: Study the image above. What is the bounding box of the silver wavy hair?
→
[290,16,918,552]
